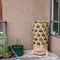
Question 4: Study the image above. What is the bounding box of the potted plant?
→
[11,38,24,56]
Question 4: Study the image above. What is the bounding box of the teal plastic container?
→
[12,45,24,56]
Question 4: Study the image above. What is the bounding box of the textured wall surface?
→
[0,0,2,20]
[2,0,50,49]
[50,36,60,56]
[0,0,3,32]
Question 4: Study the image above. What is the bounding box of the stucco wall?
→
[49,36,60,56]
[0,0,2,20]
[2,0,50,49]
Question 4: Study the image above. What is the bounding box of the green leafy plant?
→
[39,38,43,41]
[13,38,23,47]
[44,28,49,36]
[32,24,35,28]
[42,41,46,45]
[42,24,46,28]
[0,32,10,58]
[38,20,44,24]
[37,33,40,37]
[46,23,48,27]
[35,29,37,32]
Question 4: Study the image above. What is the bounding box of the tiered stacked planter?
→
[32,20,49,55]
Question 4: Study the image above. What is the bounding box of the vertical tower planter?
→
[32,20,49,55]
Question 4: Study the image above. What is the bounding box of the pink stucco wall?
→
[50,36,60,56]
[2,0,50,49]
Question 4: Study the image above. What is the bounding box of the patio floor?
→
[20,50,60,60]
[1,50,60,60]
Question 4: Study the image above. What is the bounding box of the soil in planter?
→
[12,44,23,48]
